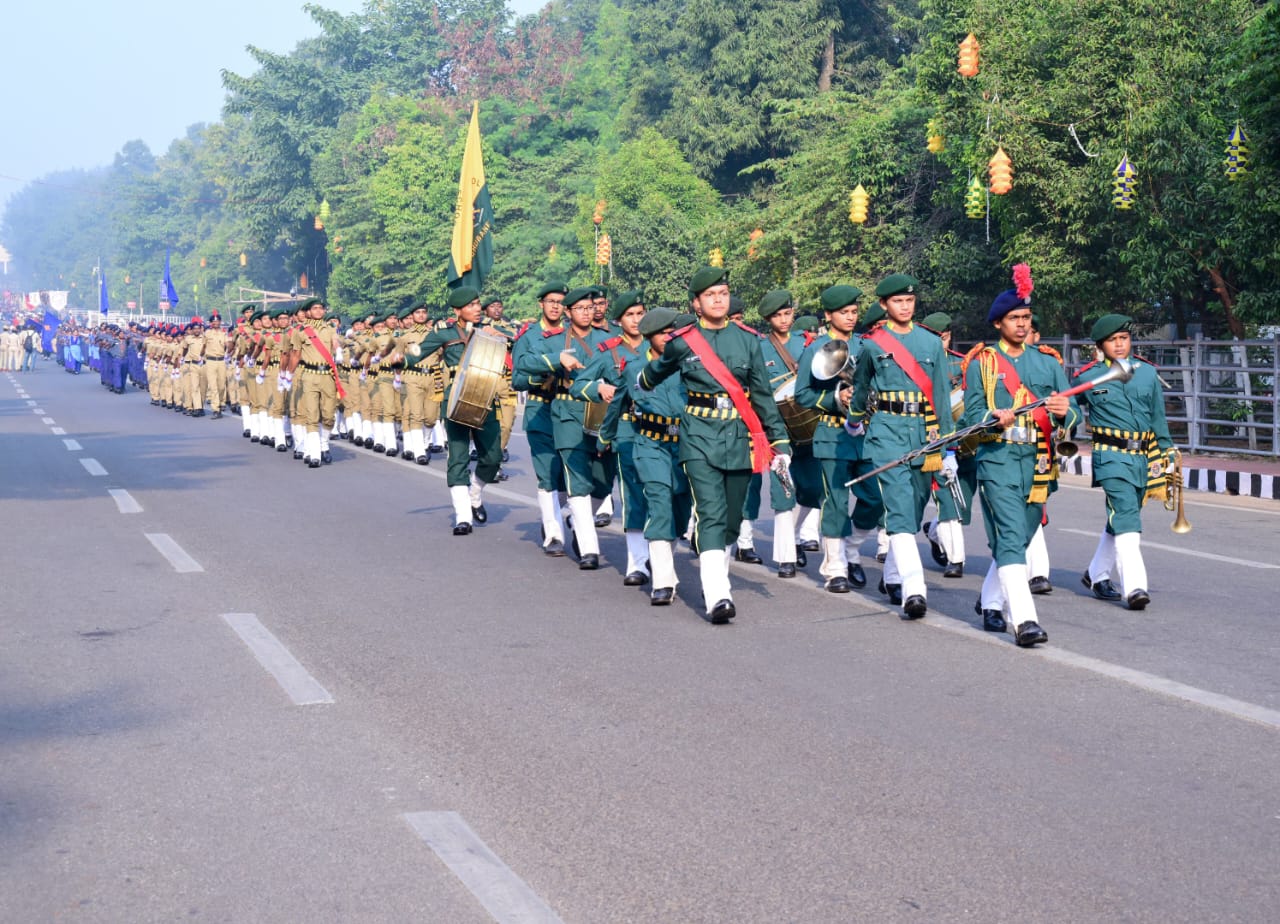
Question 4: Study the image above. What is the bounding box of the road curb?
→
[1060,455,1279,500]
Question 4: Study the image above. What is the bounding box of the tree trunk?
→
[817,32,835,93]
[1206,263,1246,339]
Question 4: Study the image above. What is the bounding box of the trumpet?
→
[1165,449,1192,533]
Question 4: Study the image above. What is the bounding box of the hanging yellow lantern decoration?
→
[958,33,980,78]
[848,184,869,224]
[964,176,985,218]
[548,244,558,264]
[592,200,606,225]
[988,147,1012,195]
[299,272,309,291]
[927,119,945,154]
[1112,154,1136,209]
[239,252,247,267]
[708,247,724,267]
[747,227,764,260]
[1224,123,1249,180]
[595,232,612,266]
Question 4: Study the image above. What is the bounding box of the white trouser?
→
[888,533,925,603]
[844,528,867,567]
[1114,532,1147,597]
[931,519,965,564]
[772,510,796,565]
[819,537,846,582]
[699,549,731,612]
[450,485,472,526]
[737,518,755,550]
[595,495,614,518]
[1087,531,1116,583]
[568,496,600,555]
[797,506,819,545]
[625,531,649,574]
[649,539,677,590]
[980,561,1005,611]
[537,490,565,545]
[998,562,1038,628]
[469,473,485,508]
[1026,523,1050,579]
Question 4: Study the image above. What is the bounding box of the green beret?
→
[249,309,266,322]
[793,315,819,332]
[920,312,952,333]
[858,304,886,332]
[298,297,324,311]
[589,284,609,298]
[396,302,417,320]
[1091,313,1132,343]
[446,286,480,309]
[536,281,569,299]
[728,296,746,317]
[610,289,645,320]
[241,303,257,314]
[639,306,680,337]
[564,286,595,308]
[820,284,863,312]
[688,265,728,298]
[874,273,919,298]
[757,290,793,319]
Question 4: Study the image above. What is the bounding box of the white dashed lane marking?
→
[220,613,334,706]
[144,533,204,573]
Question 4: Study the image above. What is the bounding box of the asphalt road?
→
[3,363,1279,923]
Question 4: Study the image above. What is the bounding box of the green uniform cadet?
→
[637,266,791,623]
[615,307,692,604]
[849,274,954,617]
[406,287,502,535]
[513,286,615,569]
[794,284,884,592]
[512,282,571,556]
[962,282,1081,646]
[742,289,823,575]
[1074,313,1175,610]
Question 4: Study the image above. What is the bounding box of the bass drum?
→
[446,328,508,428]
[774,376,820,446]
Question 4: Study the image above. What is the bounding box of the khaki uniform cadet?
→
[511,282,571,556]
[1075,313,1175,611]
[284,297,343,467]
[593,289,650,584]
[848,273,954,619]
[637,266,792,624]
[373,312,404,456]
[744,289,824,578]
[256,308,292,450]
[202,312,230,418]
[404,286,503,534]
[361,313,392,451]
[794,284,885,593]
[610,307,692,605]
[284,304,309,453]
[239,310,269,440]
[336,316,367,444]
[918,311,974,579]
[962,279,1080,645]
[348,310,379,447]
[159,328,180,408]
[145,329,165,405]
[180,318,207,415]
[230,308,256,432]
[397,301,435,464]
[481,298,519,470]
[514,286,618,569]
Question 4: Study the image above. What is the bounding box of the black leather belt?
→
[300,362,329,372]
[686,392,745,410]
[880,400,926,415]
[1093,431,1151,453]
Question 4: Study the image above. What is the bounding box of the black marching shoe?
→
[1126,589,1150,611]
[578,553,600,571]
[372,443,386,453]
[1028,575,1053,595]
[472,505,488,524]
[243,429,251,438]
[430,444,445,454]
[321,451,332,464]
[294,450,304,460]
[902,595,928,619]
[212,411,223,419]
[708,599,736,625]
[825,576,851,594]
[353,436,365,448]
[795,545,808,568]
[284,435,293,447]
[1081,571,1122,600]
[307,458,321,469]
[594,512,612,528]
[777,562,797,579]
[385,445,398,457]
[848,563,867,588]
[623,570,650,586]
[925,525,948,567]
[943,561,964,579]
[543,538,566,558]
[733,546,763,565]
[650,587,675,606]
[453,522,473,536]
[502,449,510,463]
[1014,621,1049,647]
[878,578,903,606]
[276,442,289,452]
[250,435,261,443]
[416,454,430,465]
[402,449,414,460]
[264,437,275,448]
[800,539,820,553]
[982,608,1007,632]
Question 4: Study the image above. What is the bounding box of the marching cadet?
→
[283,297,343,467]
[399,300,436,464]
[203,312,229,419]
[511,282,571,556]
[243,309,271,440]
[1075,314,1176,611]
[961,268,1081,645]
[918,311,973,579]
[794,284,884,593]
[259,308,292,450]
[594,289,650,584]
[180,317,208,416]
[747,289,824,578]
[233,306,259,435]
[366,311,399,454]
[339,315,368,445]
[403,287,504,534]
[848,274,954,619]
[636,266,792,624]
[514,286,617,569]
[1024,314,1065,594]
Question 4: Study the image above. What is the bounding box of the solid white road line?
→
[80,458,108,476]
[26,399,36,405]
[42,417,55,424]
[63,439,83,451]
[33,408,46,414]
[403,811,564,924]
[108,489,142,514]
[145,533,204,573]
[220,613,334,706]
[1058,527,1280,569]
[50,427,66,435]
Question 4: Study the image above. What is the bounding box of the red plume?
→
[1012,263,1033,301]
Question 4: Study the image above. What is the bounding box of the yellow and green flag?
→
[447,101,494,291]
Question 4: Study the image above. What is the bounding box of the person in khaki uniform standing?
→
[202,312,230,418]
[284,297,343,467]
[397,301,435,464]
[255,308,291,450]
[180,318,207,416]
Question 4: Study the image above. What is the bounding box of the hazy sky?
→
[1,0,545,224]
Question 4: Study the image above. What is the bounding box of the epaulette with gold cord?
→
[1036,343,1064,365]
[960,341,986,379]
[598,335,624,351]
[732,319,760,336]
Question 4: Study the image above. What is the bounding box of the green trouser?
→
[977,470,1044,567]
[634,437,689,542]
[615,440,648,531]
[1100,477,1145,535]
[818,457,884,537]
[684,458,751,555]
[446,411,501,487]
[931,454,977,525]
[876,462,933,535]
[745,445,822,517]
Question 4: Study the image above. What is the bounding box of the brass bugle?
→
[810,339,854,384]
[1166,449,1192,533]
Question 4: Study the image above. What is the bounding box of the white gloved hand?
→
[393,374,402,391]
[771,452,792,479]
[334,347,344,363]
[844,420,866,437]
[246,357,255,368]
[255,372,265,385]
[941,452,959,480]
[276,373,287,392]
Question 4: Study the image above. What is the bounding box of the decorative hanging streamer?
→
[964,175,985,219]
[1068,124,1100,158]
[848,184,869,224]
[988,147,1013,194]
[958,33,980,78]
[1224,122,1249,180]
[1112,154,1137,209]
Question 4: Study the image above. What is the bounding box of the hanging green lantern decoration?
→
[1112,154,1136,210]
[1224,123,1249,180]
[964,175,985,219]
